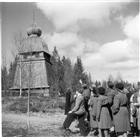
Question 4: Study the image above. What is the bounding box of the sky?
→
[1,1,139,83]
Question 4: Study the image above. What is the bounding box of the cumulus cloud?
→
[36,2,128,32]
[82,13,139,69]
[115,13,139,41]
[123,14,139,40]
[82,13,139,82]
[42,32,101,59]
[38,2,139,82]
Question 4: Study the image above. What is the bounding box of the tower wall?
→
[12,54,54,95]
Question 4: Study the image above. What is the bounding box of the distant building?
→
[11,22,54,96]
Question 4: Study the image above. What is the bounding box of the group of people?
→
[60,81,140,137]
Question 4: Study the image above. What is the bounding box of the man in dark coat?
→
[65,88,72,115]
[112,83,131,137]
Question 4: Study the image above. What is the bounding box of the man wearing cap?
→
[112,83,131,137]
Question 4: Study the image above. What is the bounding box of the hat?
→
[98,87,105,95]
[115,83,124,90]
[82,84,87,89]
[107,81,114,88]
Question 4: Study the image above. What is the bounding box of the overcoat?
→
[132,91,139,127]
[71,94,86,115]
[112,91,131,132]
[96,95,112,129]
[65,91,71,115]
[107,88,118,122]
[137,92,140,130]
[89,96,98,128]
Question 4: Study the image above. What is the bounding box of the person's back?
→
[107,81,118,106]
[107,88,118,105]
[112,83,131,135]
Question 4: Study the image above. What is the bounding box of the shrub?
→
[5,96,65,113]
[8,98,27,113]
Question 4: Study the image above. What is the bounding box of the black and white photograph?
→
[1,1,140,137]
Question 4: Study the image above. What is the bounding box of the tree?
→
[12,29,25,55]
[50,47,60,97]
[2,66,8,91]
[62,56,73,95]
[107,74,114,82]
[88,73,92,86]
[1,48,9,96]
[12,30,25,97]
[72,56,84,91]
[116,72,123,83]
[102,80,107,89]
[8,55,18,89]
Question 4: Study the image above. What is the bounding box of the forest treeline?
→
[2,46,138,97]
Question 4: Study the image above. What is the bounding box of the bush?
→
[5,96,65,113]
[8,98,27,113]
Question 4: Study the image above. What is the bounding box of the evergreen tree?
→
[57,58,65,95]
[51,46,65,96]
[72,56,84,91]
[88,73,92,86]
[107,74,114,82]
[62,57,73,94]
[116,72,123,83]
[8,55,18,89]
[2,66,8,91]
[50,47,59,97]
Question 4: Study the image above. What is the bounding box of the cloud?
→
[43,32,101,58]
[42,32,84,57]
[36,2,128,32]
[82,38,138,69]
[39,2,139,82]
[99,39,138,62]
[123,14,139,40]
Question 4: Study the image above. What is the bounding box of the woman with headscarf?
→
[96,86,112,137]
[112,83,131,137]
